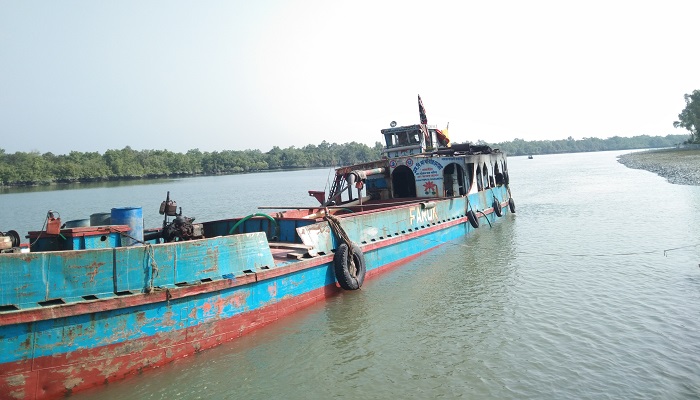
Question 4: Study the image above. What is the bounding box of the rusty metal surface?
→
[0,251,341,398]
[0,232,275,310]
[297,185,508,256]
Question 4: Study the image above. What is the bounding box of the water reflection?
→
[0,177,180,195]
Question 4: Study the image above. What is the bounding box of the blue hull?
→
[0,188,511,399]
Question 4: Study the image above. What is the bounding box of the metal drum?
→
[90,212,111,226]
[110,207,143,246]
[63,219,90,228]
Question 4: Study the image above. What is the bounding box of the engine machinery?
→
[144,192,204,243]
[0,230,20,253]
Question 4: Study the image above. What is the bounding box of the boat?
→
[528,155,533,159]
[0,96,515,399]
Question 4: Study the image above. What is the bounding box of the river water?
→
[1,150,699,399]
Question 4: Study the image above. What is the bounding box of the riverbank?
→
[617,148,700,186]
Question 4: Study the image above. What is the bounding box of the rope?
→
[325,212,353,248]
[325,212,362,283]
[324,167,333,196]
[111,229,160,293]
[662,243,700,257]
[418,235,699,259]
[465,195,478,220]
[477,210,493,228]
[28,212,50,248]
[145,243,159,293]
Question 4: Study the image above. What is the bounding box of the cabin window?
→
[466,163,474,193]
[395,131,421,146]
[494,161,504,186]
[392,165,416,198]
[366,176,389,200]
[482,163,489,189]
[443,163,466,197]
[476,166,483,191]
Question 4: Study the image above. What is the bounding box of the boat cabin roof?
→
[381,124,451,158]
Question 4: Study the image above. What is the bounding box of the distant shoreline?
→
[617,148,700,186]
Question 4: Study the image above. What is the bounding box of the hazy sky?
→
[1,0,698,154]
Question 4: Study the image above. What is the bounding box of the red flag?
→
[435,128,450,146]
[418,95,427,125]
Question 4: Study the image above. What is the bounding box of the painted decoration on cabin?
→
[423,181,438,195]
[412,158,444,197]
[412,158,443,178]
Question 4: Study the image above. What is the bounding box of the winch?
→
[144,192,204,243]
[0,230,20,253]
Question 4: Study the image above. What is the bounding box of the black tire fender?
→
[509,198,516,213]
[333,243,366,290]
[493,199,503,217]
[467,210,479,228]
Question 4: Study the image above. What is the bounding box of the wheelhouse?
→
[318,124,509,208]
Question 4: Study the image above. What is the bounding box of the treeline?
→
[0,141,383,186]
[490,134,689,156]
[1,134,690,186]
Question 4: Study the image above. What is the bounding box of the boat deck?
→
[269,242,313,263]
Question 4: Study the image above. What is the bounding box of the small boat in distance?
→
[528,155,534,159]
[0,96,515,399]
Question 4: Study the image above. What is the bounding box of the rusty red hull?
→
[0,233,443,399]
[1,282,338,399]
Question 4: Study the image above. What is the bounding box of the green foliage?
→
[0,133,686,187]
[673,90,700,143]
[490,134,688,157]
[0,141,383,186]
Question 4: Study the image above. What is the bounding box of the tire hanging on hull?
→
[467,210,479,228]
[509,198,516,213]
[492,199,503,217]
[333,242,366,290]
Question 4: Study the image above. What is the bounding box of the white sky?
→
[1,0,698,154]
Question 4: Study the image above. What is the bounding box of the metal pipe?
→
[358,167,386,176]
[258,206,323,210]
[346,173,355,201]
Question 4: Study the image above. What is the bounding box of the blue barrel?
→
[111,207,143,246]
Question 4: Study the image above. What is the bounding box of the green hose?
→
[228,213,279,239]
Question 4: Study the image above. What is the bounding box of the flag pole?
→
[418,94,430,147]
